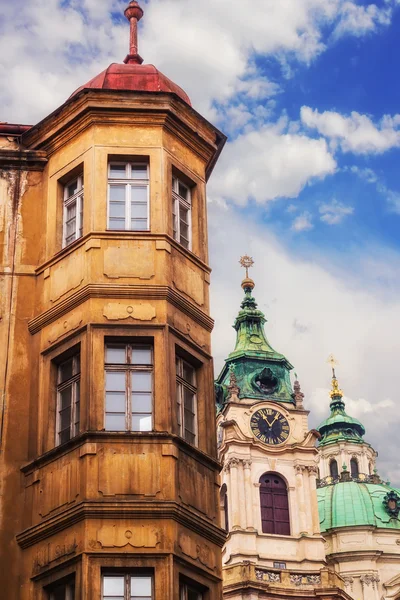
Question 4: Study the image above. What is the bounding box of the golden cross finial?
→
[327,354,343,398]
[239,255,254,278]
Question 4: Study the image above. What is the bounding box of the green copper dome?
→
[215,276,295,409]
[318,481,400,531]
[316,375,365,447]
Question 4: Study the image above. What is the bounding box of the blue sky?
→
[1,0,400,483]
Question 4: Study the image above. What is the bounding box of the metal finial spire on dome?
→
[239,255,255,291]
[124,1,144,65]
[327,354,343,399]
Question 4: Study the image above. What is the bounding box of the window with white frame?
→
[108,161,149,230]
[103,574,153,600]
[176,356,197,445]
[180,581,203,600]
[47,576,75,600]
[56,353,80,446]
[63,174,84,247]
[172,176,191,250]
[105,343,153,432]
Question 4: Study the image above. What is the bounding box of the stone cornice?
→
[28,283,214,335]
[0,148,47,171]
[21,91,226,180]
[21,431,221,474]
[16,499,227,550]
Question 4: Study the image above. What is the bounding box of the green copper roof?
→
[316,376,365,447]
[318,482,400,531]
[215,278,295,409]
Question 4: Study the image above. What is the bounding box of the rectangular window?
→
[180,582,203,600]
[47,577,75,600]
[103,574,153,600]
[56,353,80,446]
[63,174,84,247]
[108,161,149,231]
[176,356,197,446]
[172,176,191,250]
[105,343,153,432]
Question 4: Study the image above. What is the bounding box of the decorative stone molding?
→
[360,574,380,589]
[255,569,281,583]
[242,459,252,469]
[295,465,306,474]
[307,465,319,475]
[290,574,321,586]
[342,576,354,592]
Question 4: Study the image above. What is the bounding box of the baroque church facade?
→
[216,265,400,600]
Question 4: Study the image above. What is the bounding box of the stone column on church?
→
[307,465,320,534]
[229,458,241,529]
[295,465,308,534]
[243,459,253,529]
[238,459,246,529]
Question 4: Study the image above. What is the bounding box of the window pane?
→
[109,202,126,218]
[180,222,189,240]
[132,347,152,365]
[60,386,72,410]
[104,575,125,596]
[109,164,127,179]
[132,414,152,431]
[106,392,126,413]
[130,219,148,230]
[109,185,126,201]
[108,218,126,230]
[131,164,148,179]
[184,387,195,413]
[106,371,126,392]
[182,362,195,385]
[105,414,126,431]
[178,182,189,201]
[130,185,147,203]
[131,372,152,392]
[131,203,148,219]
[188,588,201,600]
[179,205,189,224]
[106,346,127,364]
[131,575,152,595]
[59,358,73,383]
[66,179,78,198]
[132,393,152,413]
[66,202,77,220]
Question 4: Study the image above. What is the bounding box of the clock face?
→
[250,408,290,445]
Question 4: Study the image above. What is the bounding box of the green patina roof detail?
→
[316,378,366,447]
[318,482,400,531]
[215,280,295,410]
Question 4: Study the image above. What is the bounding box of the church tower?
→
[216,258,348,600]
[0,3,226,599]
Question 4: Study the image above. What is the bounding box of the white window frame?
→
[176,356,198,446]
[104,343,153,432]
[180,581,203,600]
[48,577,75,600]
[56,353,80,446]
[63,174,84,247]
[107,161,150,231]
[102,573,153,600]
[172,175,192,250]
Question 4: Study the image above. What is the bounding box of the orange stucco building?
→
[0,3,226,598]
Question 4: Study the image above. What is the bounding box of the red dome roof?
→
[69,62,191,106]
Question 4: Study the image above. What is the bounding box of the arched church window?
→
[220,484,229,532]
[329,459,339,480]
[259,473,290,535]
[350,458,359,478]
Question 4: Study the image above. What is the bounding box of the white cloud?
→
[209,205,400,484]
[334,1,392,37]
[319,199,354,224]
[349,166,378,183]
[209,119,336,205]
[301,106,400,154]
[0,0,398,123]
[292,211,314,231]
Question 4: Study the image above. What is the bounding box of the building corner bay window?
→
[105,343,153,432]
[103,574,152,600]
[56,353,80,446]
[172,176,191,250]
[63,174,83,247]
[47,577,75,600]
[176,356,197,445]
[108,161,149,231]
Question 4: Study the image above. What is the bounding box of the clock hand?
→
[260,413,272,427]
[270,414,279,427]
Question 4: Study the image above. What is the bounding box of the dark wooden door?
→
[259,473,290,535]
